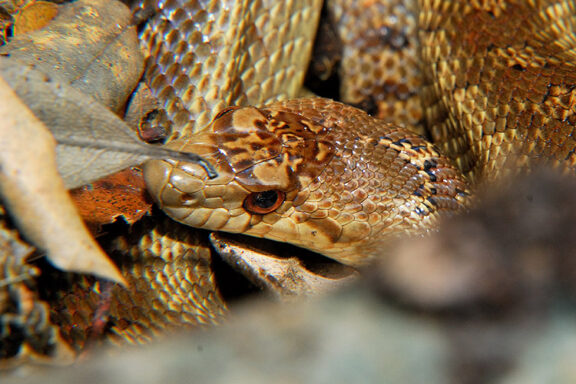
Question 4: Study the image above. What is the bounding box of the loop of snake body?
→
[142,0,576,266]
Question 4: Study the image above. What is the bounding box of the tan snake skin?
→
[134,0,322,138]
[330,0,423,132]
[420,0,576,183]
[144,0,576,265]
[49,217,226,348]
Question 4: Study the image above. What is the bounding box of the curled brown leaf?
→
[70,167,153,235]
[0,74,124,283]
[1,0,143,112]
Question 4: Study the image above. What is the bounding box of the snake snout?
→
[143,157,207,204]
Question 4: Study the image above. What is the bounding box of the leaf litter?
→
[0,0,215,283]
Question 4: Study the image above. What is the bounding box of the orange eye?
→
[243,190,285,214]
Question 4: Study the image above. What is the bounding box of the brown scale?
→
[419,0,576,183]
[328,0,424,134]
[132,0,322,138]
[48,217,226,350]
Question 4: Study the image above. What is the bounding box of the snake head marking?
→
[143,103,336,237]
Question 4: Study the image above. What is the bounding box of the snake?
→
[144,98,469,266]
[3,0,576,365]
[142,0,576,267]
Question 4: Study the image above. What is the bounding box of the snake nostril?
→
[213,106,242,120]
[180,193,199,205]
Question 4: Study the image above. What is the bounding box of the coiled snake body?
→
[143,0,576,265]
[47,0,576,352]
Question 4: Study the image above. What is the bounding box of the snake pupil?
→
[254,191,278,208]
[244,190,285,214]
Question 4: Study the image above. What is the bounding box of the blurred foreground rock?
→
[5,288,576,384]
[371,169,576,309]
[4,169,576,384]
[6,290,452,384]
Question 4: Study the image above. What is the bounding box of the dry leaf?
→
[0,59,215,188]
[2,0,142,112]
[0,0,149,188]
[0,74,124,283]
[70,167,153,234]
[0,0,215,283]
[209,233,358,299]
[0,0,216,189]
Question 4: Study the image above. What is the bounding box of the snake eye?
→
[243,190,285,214]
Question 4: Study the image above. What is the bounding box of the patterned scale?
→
[49,218,226,349]
[134,0,322,138]
[419,0,576,183]
[328,0,424,133]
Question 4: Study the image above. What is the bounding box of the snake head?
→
[144,99,471,267]
[144,103,338,247]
